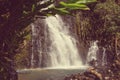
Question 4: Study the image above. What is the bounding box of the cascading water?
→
[31,24,36,68]
[86,41,99,65]
[102,47,107,66]
[31,16,106,68]
[45,15,83,67]
[86,41,107,66]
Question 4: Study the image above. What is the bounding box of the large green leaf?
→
[68,0,79,3]
[64,0,96,4]
[60,2,89,10]
[76,0,97,4]
[53,7,70,15]
[47,0,96,15]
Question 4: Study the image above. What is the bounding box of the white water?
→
[31,24,35,68]
[102,47,106,66]
[45,15,82,67]
[86,41,99,64]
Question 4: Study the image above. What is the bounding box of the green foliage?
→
[52,0,96,15]
[53,7,70,14]
[67,0,97,4]
[60,2,90,10]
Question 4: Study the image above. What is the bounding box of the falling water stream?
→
[102,47,107,66]
[31,24,36,68]
[45,15,82,67]
[86,41,107,66]
[86,41,99,64]
[30,15,106,68]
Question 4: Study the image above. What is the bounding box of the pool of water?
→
[18,67,88,80]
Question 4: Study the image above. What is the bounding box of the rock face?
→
[64,58,120,80]
[64,68,102,80]
[31,18,50,67]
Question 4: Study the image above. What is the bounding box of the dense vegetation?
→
[0,0,55,79]
[0,0,53,79]
[0,0,120,80]
[75,0,120,61]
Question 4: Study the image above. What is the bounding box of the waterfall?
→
[45,15,82,67]
[86,41,99,65]
[31,24,35,68]
[102,47,107,66]
[31,16,107,68]
[86,41,107,67]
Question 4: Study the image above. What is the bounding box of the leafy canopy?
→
[51,0,97,14]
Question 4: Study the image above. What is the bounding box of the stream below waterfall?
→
[18,68,86,80]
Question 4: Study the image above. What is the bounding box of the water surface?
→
[18,67,87,80]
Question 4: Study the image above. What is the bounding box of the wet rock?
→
[64,68,102,80]
[104,76,110,80]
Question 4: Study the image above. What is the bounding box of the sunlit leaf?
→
[54,7,70,14]
[76,0,97,4]
[32,4,35,12]
[60,2,89,10]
